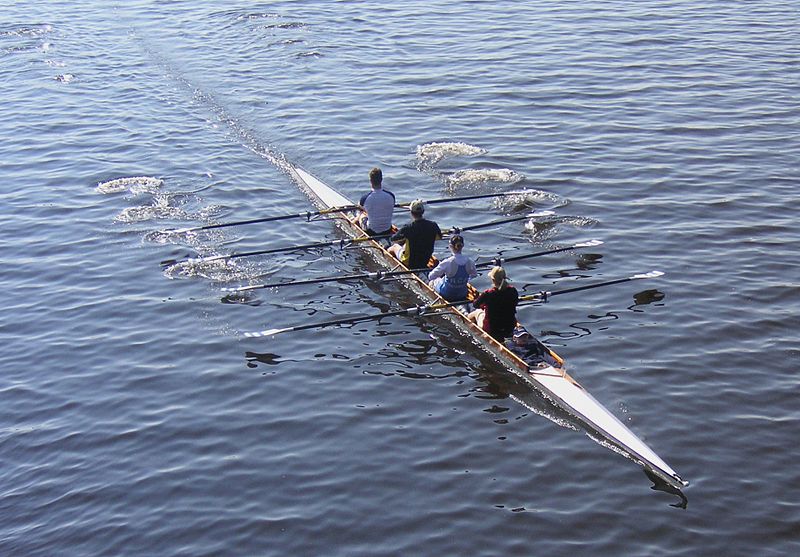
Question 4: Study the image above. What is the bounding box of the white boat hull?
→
[286,164,687,489]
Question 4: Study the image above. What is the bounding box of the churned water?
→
[1,1,798,555]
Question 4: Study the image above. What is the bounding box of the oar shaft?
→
[478,243,591,268]
[227,264,431,292]
[190,215,548,265]
[244,299,468,337]
[519,272,663,304]
[168,206,358,234]
[539,277,634,298]
[203,235,388,262]
[225,240,600,292]
[450,212,544,233]
[170,191,527,234]
[283,307,417,334]
[409,190,527,207]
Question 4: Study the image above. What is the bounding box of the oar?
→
[242,271,664,338]
[399,189,536,207]
[518,271,665,305]
[167,211,554,266]
[446,210,554,234]
[243,299,469,338]
[162,206,360,235]
[223,264,432,293]
[177,235,388,265]
[161,190,536,235]
[476,239,603,269]
[222,237,599,293]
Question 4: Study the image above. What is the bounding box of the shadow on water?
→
[646,470,689,509]
[630,288,666,311]
[241,246,687,503]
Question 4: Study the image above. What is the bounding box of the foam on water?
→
[96,176,164,195]
[492,190,566,213]
[416,141,487,167]
[445,168,523,192]
[163,257,261,283]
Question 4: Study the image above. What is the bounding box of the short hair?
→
[369,167,383,188]
[409,199,425,215]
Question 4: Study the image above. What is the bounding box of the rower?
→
[468,266,519,341]
[388,199,442,269]
[427,234,477,302]
[358,167,395,237]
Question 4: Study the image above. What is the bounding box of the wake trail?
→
[136,35,292,176]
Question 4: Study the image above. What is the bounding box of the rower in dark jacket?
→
[468,266,519,341]
[388,199,441,270]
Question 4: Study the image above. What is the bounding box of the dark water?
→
[2,1,798,555]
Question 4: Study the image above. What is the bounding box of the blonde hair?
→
[488,266,508,289]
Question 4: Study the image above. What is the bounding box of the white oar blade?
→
[187,254,227,265]
[632,270,664,280]
[574,239,603,248]
[244,327,289,338]
[529,210,555,217]
[222,285,258,293]
[161,226,194,235]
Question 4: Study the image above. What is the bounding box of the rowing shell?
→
[285,164,687,489]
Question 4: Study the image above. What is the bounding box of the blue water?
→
[2,1,799,555]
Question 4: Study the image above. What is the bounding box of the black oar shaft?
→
[225,240,600,292]
[478,245,580,268]
[280,307,416,334]
[169,206,357,233]
[192,215,544,264]
[171,191,528,234]
[538,277,635,299]
[226,239,346,260]
[245,298,470,337]
[414,191,524,206]
[233,265,430,292]
[519,272,663,304]
[450,213,532,233]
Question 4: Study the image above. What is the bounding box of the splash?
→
[235,13,280,22]
[416,141,487,167]
[163,256,268,284]
[532,215,599,230]
[492,189,564,213]
[523,215,599,243]
[96,176,164,194]
[0,24,53,39]
[1,24,54,54]
[445,168,523,192]
[144,224,226,246]
[114,193,194,223]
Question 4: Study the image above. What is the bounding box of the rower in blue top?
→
[427,234,478,302]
